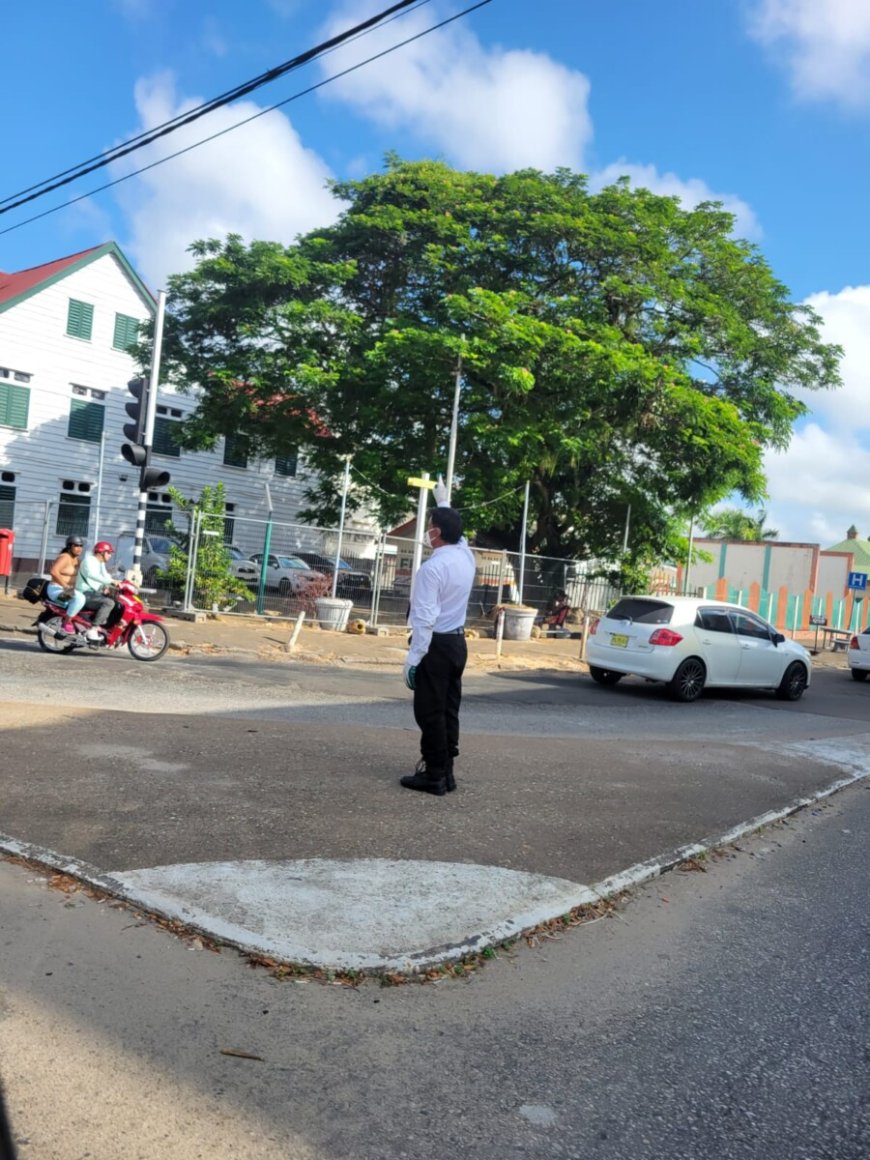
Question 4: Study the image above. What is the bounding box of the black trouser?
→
[413,631,467,774]
[83,593,115,627]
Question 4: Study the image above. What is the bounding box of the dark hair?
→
[430,506,462,544]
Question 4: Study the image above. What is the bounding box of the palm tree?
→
[701,507,779,541]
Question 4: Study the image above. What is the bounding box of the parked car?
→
[114,531,174,585]
[847,627,870,681]
[249,553,325,596]
[586,595,811,702]
[294,551,372,597]
[225,546,260,584]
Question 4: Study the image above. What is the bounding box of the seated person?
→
[47,535,87,633]
[543,589,570,628]
[75,540,117,641]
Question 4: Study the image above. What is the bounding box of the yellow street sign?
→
[407,477,435,489]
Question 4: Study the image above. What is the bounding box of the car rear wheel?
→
[668,658,706,702]
[588,665,623,686]
[775,661,808,701]
[850,668,868,682]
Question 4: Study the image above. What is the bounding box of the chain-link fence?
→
[158,514,619,631]
[1,505,619,630]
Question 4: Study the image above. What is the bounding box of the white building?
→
[0,242,329,574]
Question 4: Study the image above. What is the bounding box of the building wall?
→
[0,250,331,567]
[686,539,819,594]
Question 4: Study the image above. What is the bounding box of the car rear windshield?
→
[605,598,674,625]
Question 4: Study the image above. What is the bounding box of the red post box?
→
[0,528,14,577]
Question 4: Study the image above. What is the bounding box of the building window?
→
[223,503,236,545]
[0,382,29,430]
[275,451,298,477]
[223,434,249,469]
[66,298,94,341]
[0,483,14,528]
[145,492,173,533]
[56,484,91,537]
[68,398,105,443]
[153,416,181,457]
[113,313,140,351]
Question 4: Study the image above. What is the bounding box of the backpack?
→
[20,576,48,604]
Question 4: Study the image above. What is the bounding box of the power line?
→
[0,0,432,216]
[0,1,491,240]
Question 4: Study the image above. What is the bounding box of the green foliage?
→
[159,482,253,609]
[701,506,780,541]
[157,159,841,566]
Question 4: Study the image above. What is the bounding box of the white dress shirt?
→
[407,539,476,666]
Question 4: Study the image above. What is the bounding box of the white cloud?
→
[317,2,592,171]
[763,283,870,544]
[591,161,762,240]
[749,0,870,106]
[765,423,870,545]
[114,73,340,286]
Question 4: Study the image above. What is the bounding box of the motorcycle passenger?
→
[76,540,117,641]
[47,535,86,634]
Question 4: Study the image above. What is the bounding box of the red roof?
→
[0,244,107,307]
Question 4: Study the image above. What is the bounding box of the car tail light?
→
[648,628,683,647]
[850,636,859,649]
[589,617,599,636]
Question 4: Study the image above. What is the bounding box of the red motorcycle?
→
[33,578,170,661]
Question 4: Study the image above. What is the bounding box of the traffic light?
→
[120,375,171,490]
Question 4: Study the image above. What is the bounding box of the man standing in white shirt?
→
[401,481,476,796]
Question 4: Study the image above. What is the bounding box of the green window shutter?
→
[153,416,181,457]
[67,298,94,340]
[0,383,30,429]
[0,484,14,528]
[223,434,249,468]
[275,451,298,477]
[113,313,140,351]
[67,399,105,442]
[55,494,90,537]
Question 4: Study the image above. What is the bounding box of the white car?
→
[225,546,260,583]
[586,595,811,702]
[249,553,325,596]
[846,627,870,682]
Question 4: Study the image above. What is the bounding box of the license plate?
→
[610,633,629,648]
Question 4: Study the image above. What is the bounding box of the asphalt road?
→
[1,780,866,1160]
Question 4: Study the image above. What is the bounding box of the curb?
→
[2,755,867,976]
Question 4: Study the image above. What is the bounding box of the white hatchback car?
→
[586,595,811,702]
[846,627,870,682]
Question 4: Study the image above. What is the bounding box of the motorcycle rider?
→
[47,535,87,633]
[75,540,117,641]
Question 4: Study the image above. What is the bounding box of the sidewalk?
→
[0,591,586,673]
[0,591,849,673]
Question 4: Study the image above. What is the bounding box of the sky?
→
[2,0,869,548]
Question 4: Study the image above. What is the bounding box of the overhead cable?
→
[0,1,491,240]
[0,0,432,216]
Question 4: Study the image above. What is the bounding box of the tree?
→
[701,506,780,541]
[156,159,841,575]
[158,483,253,609]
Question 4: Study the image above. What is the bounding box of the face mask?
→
[426,527,438,548]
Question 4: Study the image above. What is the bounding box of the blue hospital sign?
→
[847,571,868,591]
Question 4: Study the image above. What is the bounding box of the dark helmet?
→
[65,535,84,550]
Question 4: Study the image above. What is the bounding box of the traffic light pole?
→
[131,289,166,584]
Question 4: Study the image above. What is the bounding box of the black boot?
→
[400,761,447,796]
[445,760,456,793]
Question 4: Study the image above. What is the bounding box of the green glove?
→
[403,662,417,690]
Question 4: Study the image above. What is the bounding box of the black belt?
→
[433,627,465,636]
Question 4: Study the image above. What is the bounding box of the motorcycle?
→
[34,578,170,661]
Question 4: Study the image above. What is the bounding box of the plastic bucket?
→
[315,596,354,632]
[502,606,536,641]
